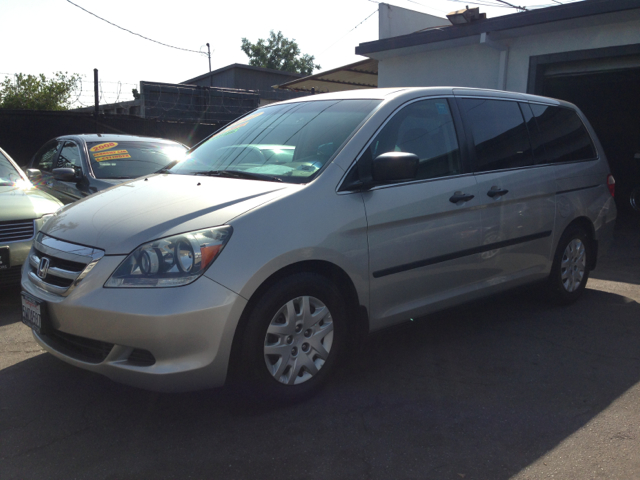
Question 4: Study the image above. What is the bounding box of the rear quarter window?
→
[528,104,596,164]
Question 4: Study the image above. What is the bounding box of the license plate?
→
[21,291,47,335]
[0,246,9,271]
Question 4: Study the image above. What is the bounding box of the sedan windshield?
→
[87,141,187,179]
[170,99,381,184]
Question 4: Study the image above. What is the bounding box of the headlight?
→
[105,226,232,288]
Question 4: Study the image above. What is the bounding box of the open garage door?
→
[529,48,640,213]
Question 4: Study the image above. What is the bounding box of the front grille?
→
[26,233,104,296]
[0,265,22,286]
[35,248,87,272]
[0,219,35,243]
[30,247,86,288]
[46,329,114,363]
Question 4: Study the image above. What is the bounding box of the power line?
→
[447,0,512,9]
[320,8,378,55]
[66,0,204,54]
[403,0,450,13]
[493,0,528,10]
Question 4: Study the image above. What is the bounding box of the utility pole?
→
[206,43,212,87]
[94,68,99,133]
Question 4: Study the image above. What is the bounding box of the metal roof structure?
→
[182,63,304,85]
[356,0,640,57]
[275,59,378,93]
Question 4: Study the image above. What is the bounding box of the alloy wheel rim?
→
[263,296,334,385]
[560,238,586,292]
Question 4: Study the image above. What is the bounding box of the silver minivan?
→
[20,87,617,400]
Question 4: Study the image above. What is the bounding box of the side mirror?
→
[52,167,79,182]
[372,152,419,183]
[25,168,42,180]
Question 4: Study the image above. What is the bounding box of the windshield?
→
[0,151,23,186]
[87,141,187,179]
[170,99,381,184]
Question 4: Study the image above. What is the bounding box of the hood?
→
[43,173,294,254]
[0,184,62,222]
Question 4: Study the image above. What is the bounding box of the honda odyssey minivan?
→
[20,87,617,400]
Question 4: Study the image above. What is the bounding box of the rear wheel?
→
[238,273,347,402]
[546,225,591,304]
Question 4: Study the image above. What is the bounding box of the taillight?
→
[607,174,615,197]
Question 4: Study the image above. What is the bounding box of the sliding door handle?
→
[487,187,509,198]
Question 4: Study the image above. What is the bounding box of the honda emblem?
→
[37,257,50,279]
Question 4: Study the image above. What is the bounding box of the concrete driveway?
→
[1,214,639,479]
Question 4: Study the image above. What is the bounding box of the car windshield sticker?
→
[214,112,264,138]
[89,142,118,152]
[93,149,128,158]
[95,153,132,162]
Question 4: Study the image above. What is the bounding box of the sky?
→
[1,0,581,107]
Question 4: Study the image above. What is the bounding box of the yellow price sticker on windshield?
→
[95,153,131,162]
[90,142,118,152]
[93,149,128,157]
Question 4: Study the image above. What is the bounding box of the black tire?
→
[546,225,591,305]
[237,273,347,403]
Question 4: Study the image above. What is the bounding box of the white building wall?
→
[379,3,449,39]
[378,44,501,90]
[377,11,640,93]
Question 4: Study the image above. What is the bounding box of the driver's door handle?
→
[449,192,475,203]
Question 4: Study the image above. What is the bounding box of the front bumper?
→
[0,238,31,286]
[22,255,247,392]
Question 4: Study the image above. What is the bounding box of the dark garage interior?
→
[541,66,640,213]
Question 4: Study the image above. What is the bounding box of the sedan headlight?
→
[105,226,232,288]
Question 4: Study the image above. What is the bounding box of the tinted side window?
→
[529,104,596,163]
[367,98,461,181]
[56,142,82,171]
[459,98,533,172]
[34,141,60,172]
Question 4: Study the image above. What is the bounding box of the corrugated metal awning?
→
[275,59,378,93]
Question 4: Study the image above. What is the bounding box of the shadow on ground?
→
[590,212,640,285]
[1,213,639,479]
[1,284,639,479]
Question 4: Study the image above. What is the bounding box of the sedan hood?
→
[0,184,62,221]
[43,174,294,254]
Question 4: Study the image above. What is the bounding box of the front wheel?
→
[238,273,347,402]
[546,226,591,304]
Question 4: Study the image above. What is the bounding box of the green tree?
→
[241,31,320,75]
[0,72,81,110]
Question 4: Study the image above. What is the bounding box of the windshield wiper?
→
[192,170,282,182]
